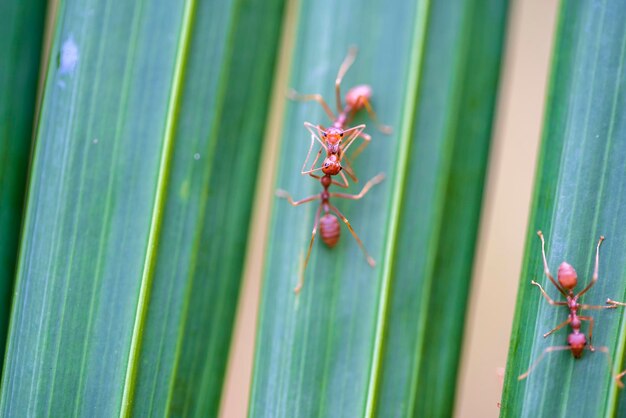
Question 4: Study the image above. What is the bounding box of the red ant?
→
[277,47,389,293]
[518,231,621,384]
[288,46,391,189]
[276,172,384,294]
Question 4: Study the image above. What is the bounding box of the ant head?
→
[322,155,342,176]
[567,332,586,358]
[322,127,344,144]
[557,262,578,290]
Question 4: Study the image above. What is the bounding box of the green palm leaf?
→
[0,0,47,363]
[249,0,507,416]
[131,0,285,416]
[0,0,284,415]
[502,1,626,416]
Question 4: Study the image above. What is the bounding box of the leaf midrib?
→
[363,0,432,416]
[118,0,197,415]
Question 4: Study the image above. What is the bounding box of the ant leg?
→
[275,190,320,206]
[302,166,325,175]
[530,280,567,306]
[300,135,323,175]
[331,173,386,200]
[580,303,617,310]
[578,316,596,351]
[341,124,366,154]
[338,171,351,188]
[617,369,626,388]
[593,346,625,388]
[607,298,626,306]
[328,204,375,267]
[295,204,323,294]
[342,158,359,183]
[518,346,571,381]
[335,46,358,114]
[542,318,571,338]
[288,90,335,121]
[360,98,393,134]
[348,131,372,162]
[342,125,372,167]
[537,231,568,297]
[576,235,605,298]
[304,122,329,148]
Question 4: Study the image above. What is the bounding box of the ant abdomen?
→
[557,261,578,289]
[567,332,586,358]
[320,214,340,247]
[345,84,372,109]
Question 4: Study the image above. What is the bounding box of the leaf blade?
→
[374,1,509,416]
[249,0,508,416]
[130,0,286,416]
[502,2,626,416]
[0,0,47,364]
[0,0,188,414]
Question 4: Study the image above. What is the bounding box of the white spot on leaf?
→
[59,35,79,75]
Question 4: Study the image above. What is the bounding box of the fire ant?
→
[288,46,391,189]
[277,47,389,293]
[276,172,384,294]
[518,231,620,383]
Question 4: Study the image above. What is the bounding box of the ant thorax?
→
[567,296,578,310]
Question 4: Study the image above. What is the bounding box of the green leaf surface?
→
[0,0,286,415]
[0,0,189,414]
[0,0,47,362]
[501,1,626,417]
[249,0,507,416]
[131,0,285,416]
[374,0,508,416]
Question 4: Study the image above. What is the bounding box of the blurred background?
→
[220,0,559,417]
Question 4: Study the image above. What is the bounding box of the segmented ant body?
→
[289,47,391,189]
[276,172,384,294]
[277,48,389,293]
[519,231,619,382]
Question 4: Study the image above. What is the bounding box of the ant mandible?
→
[518,231,620,383]
[288,46,391,189]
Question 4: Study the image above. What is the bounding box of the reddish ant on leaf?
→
[518,231,622,386]
[277,47,389,293]
[288,46,391,189]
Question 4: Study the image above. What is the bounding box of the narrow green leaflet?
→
[250,0,420,415]
[374,0,508,416]
[249,0,507,416]
[131,0,285,416]
[0,0,287,415]
[502,2,626,417]
[0,0,47,362]
[0,0,188,415]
